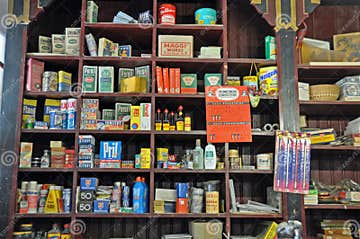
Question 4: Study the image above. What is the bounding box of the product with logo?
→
[158,35,194,58]
[58,71,72,92]
[52,34,65,54]
[39,36,52,53]
[82,65,98,93]
[26,58,44,92]
[259,66,278,96]
[130,106,141,130]
[100,141,122,160]
[65,28,81,55]
[98,66,114,93]
[181,74,197,94]
[159,4,176,24]
[42,71,58,92]
[140,103,151,130]
[195,8,217,25]
[204,73,222,87]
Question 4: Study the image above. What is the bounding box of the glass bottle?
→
[192,139,204,169]
[40,150,50,168]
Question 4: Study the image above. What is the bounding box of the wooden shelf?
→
[83,56,152,63]
[154,169,225,174]
[300,100,360,105]
[230,213,282,218]
[298,64,360,70]
[21,129,76,134]
[153,213,227,218]
[18,168,75,173]
[305,204,360,210]
[155,93,205,99]
[81,93,152,98]
[154,130,207,136]
[85,23,153,31]
[229,170,273,174]
[76,213,152,218]
[15,213,71,218]
[311,145,360,151]
[251,131,275,136]
[26,53,80,61]
[228,58,276,66]
[24,91,76,98]
[156,58,223,63]
[77,168,150,173]
[157,24,224,31]
[79,130,151,135]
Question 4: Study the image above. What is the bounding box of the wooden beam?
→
[321,0,360,5]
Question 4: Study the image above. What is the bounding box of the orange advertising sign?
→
[206,86,252,143]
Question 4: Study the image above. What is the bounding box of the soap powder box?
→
[39,36,52,53]
[52,34,65,54]
[26,58,44,92]
[86,1,99,23]
[58,71,72,92]
[205,73,222,87]
[98,66,114,93]
[82,66,98,93]
[65,28,81,56]
[80,177,98,190]
[140,103,151,130]
[100,141,122,160]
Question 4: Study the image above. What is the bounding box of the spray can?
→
[122,185,130,207]
[62,188,71,213]
[27,181,38,213]
[60,100,68,129]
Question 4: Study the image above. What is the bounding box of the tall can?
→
[67,110,76,130]
[49,110,62,129]
[67,98,77,111]
[60,100,68,129]
[122,185,130,207]
[62,188,71,213]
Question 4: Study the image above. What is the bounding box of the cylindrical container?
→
[229,149,240,169]
[67,110,76,130]
[67,98,77,111]
[217,162,224,169]
[256,153,273,170]
[60,100,68,129]
[27,181,38,213]
[38,188,48,213]
[195,8,217,25]
[62,188,71,213]
[122,185,130,207]
[184,114,191,131]
[31,157,41,168]
[49,110,62,129]
[176,183,189,198]
[42,71,58,92]
[176,198,189,213]
[203,180,221,192]
[112,182,122,207]
[21,181,29,191]
[190,187,204,213]
[159,4,176,24]
[205,191,219,213]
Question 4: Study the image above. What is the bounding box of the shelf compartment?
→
[300,101,360,116]
[154,169,225,174]
[76,213,152,218]
[228,58,276,66]
[18,168,75,173]
[15,213,72,218]
[153,213,227,218]
[311,145,360,151]
[24,92,77,99]
[305,204,360,210]
[83,56,152,67]
[230,213,282,218]
[79,130,151,135]
[86,23,153,31]
[155,93,205,99]
[155,130,207,136]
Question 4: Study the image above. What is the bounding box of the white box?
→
[155,188,177,202]
[98,66,114,93]
[65,28,81,55]
[298,82,310,101]
[140,103,151,131]
[158,35,194,58]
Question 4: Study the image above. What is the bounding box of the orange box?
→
[175,68,181,94]
[156,66,164,94]
[169,68,176,94]
[176,198,189,213]
[163,68,170,94]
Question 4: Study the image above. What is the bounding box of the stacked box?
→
[81,99,99,129]
[99,141,122,168]
[78,135,96,168]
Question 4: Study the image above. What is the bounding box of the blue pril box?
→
[80,177,98,190]
[100,141,122,160]
[93,200,110,213]
[176,183,189,198]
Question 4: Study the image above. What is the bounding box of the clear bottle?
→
[192,139,204,169]
[40,150,50,168]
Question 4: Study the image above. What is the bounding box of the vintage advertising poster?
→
[205,86,252,143]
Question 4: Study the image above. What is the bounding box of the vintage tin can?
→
[42,71,58,92]
[60,100,68,129]
[159,4,176,24]
[49,110,62,129]
[67,98,77,111]
[67,111,76,130]
[62,188,71,213]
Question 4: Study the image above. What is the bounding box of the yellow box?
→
[154,200,165,213]
[156,148,168,162]
[50,141,63,148]
[334,32,360,62]
[205,191,219,213]
[310,134,335,145]
[130,106,140,130]
[120,76,147,93]
[140,148,151,169]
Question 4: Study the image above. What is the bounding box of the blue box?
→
[100,141,122,160]
[176,183,189,198]
[78,135,96,145]
[93,200,110,213]
[80,177,98,190]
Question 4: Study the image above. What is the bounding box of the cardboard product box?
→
[334,32,360,62]
[79,190,96,201]
[98,66,114,93]
[346,191,360,202]
[39,36,52,53]
[78,200,93,213]
[26,58,44,92]
[155,188,177,202]
[78,160,94,168]
[205,191,219,213]
[265,36,276,60]
[189,220,223,239]
[98,38,116,57]
[86,0,98,23]
[298,82,310,101]
[130,106,141,130]
[82,66,98,93]
[102,109,115,120]
[181,74,197,94]
[58,71,72,92]
[83,98,99,110]
[19,142,33,168]
[120,76,147,93]
[93,200,110,213]
[52,34,65,54]
[118,68,135,91]
[78,135,95,145]
[135,65,151,93]
[140,103,151,130]
[158,35,194,58]
[154,200,165,213]
[140,148,151,169]
[204,74,222,87]
[100,141,122,160]
[79,144,96,153]
[65,28,81,55]
[80,177,98,190]
[81,119,97,130]
[97,120,124,130]
[81,108,98,120]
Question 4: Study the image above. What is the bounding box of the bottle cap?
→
[178,105,183,111]
[196,139,201,146]
[64,224,69,229]
[136,176,142,182]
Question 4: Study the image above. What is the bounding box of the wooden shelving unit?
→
[9,0,282,238]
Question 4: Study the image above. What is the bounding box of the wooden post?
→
[250,0,319,223]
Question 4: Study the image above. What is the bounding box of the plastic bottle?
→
[204,143,217,169]
[40,150,50,168]
[192,139,204,169]
[44,186,59,213]
[133,177,146,213]
[47,223,61,239]
[38,185,48,213]
[27,181,38,213]
[142,177,149,213]
[60,224,71,239]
